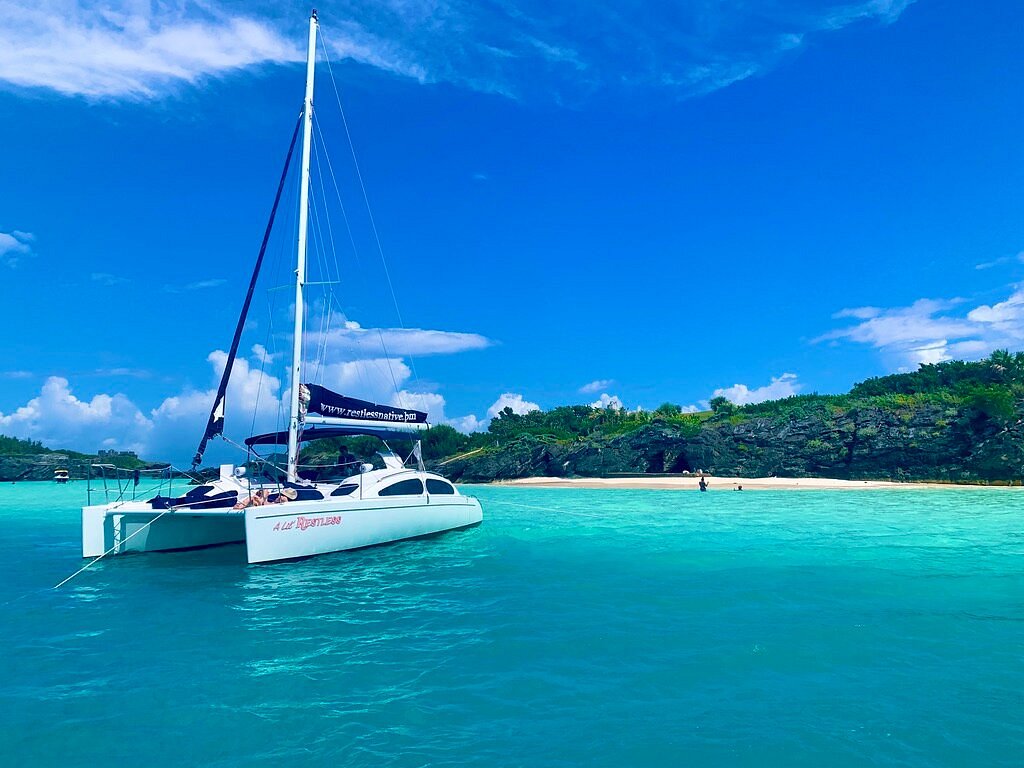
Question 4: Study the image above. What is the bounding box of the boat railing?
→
[87,464,178,506]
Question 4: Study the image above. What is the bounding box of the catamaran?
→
[81,10,482,565]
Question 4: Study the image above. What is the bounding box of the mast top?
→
[311,9,318,21]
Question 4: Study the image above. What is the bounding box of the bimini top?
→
[246,386,429,446]
[245,424,425,446]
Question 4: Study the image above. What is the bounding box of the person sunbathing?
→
[269,488,298,504]
[233,489,270,509]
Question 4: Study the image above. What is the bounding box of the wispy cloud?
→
[0,230,34,267]
[0,370,33,379]
[92,367,153,379]
[164,278,227,293]
[0,0,916,102]
[579,378,615,394]
[975,252,1024,270]
[0,2,299,99]
[91,272,130,286]
[819,283,1024,369]
[308,319,492,358]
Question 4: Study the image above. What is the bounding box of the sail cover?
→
[304,384,427,424]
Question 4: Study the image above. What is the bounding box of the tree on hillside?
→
[709,396,737,416]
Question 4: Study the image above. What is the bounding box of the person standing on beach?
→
[698,475,708,492]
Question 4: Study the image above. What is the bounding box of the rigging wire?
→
[312,113,361,268]
[310,105,404,399]
[316,28,421,386]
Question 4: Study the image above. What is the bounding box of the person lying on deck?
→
[269,488,298,504]
[233,489,269,509]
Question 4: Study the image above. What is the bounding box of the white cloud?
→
[251,343,279,365]
[393,389,445,417]
[447,413,484,433]
[0,1,915,102]
[0,230,33,267]
[590,393,623,410]
[0,376,151,454]
[0,2,300,99]
[317,357,412,405]
[821,284,1024,369]
[0,370,32,379]
[487,392,540,419]
[147,350,283,461]
[0,350,284,463]
[392,390,486,434]
[308,320,492,359]
[713,373,801,405]
[579,378,615,394]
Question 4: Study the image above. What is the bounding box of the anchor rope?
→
[52,509,173,590]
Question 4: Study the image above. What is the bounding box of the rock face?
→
[0,454,91,482]
[0,454,167,482]
[439,404,1024,483]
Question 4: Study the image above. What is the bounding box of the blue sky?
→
[1,0,1023,463]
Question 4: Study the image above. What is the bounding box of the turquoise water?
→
[1,483,1021,766]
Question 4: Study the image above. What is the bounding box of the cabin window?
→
[378,478,424,496]
[426,479,455,495]
[331,485,358,497]
[289,489,324,501]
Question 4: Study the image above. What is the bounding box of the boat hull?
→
[243,495,483,563]
[82,505,245,557]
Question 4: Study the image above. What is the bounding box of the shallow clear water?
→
[1,483,1021,766]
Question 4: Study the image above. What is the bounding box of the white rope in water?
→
[53,509,172,590]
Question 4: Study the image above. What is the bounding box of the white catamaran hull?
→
[243,495,482,564]
[82,488,482,563]
[82,504,245,558]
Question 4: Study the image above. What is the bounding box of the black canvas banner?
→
[305,384,427,424]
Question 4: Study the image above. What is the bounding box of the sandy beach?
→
[495,476,1017,491]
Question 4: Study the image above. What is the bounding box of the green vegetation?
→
[0,434,158,480]
[0,435,51,455]
[299,353,1024,473]
[435,351,1024,484]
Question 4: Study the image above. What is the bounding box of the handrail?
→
[86,464,177,506]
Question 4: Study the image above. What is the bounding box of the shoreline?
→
[484,476,1021,491]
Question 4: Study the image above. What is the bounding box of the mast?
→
[287,9,318,482]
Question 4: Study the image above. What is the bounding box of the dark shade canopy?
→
[245,425,422,447]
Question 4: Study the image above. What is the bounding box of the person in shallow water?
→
[699,475,708,492]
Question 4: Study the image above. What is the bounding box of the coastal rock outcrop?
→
[439,401,1024,484]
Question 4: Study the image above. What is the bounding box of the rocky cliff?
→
[439,400,1024,484]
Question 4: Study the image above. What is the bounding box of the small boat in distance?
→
[81,10,482,564]
[54,468,69,484]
